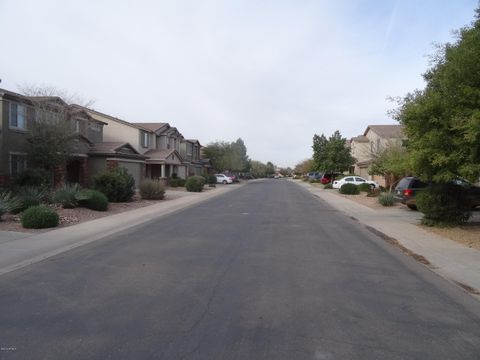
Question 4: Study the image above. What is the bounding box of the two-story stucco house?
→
[0,89,145,187]
[179,139,204,176]
[350,125,405,186]
[135,123,187,179]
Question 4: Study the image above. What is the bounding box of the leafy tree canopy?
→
[312,130,355,173]
[392,9,480,182]
[202,138,250,172]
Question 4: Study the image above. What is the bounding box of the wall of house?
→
[350,141,370,165]
[88,158,106,178]
[0,98,32,178]
[99,116,153,153]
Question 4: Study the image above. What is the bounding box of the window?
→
[355,177,366,182]
[9,103,27,129]
[75,120,81,133]
[345,177,354,182]
[141,132,149,147]
[10,154,27,176]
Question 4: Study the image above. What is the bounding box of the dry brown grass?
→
[419,222,480,250]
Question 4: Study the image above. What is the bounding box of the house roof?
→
[144,149,183,164]
[71,105,156,133]
[351,135,369,143]
[135,123,168,132]
[89,142,147,159]
[364,125,404,138]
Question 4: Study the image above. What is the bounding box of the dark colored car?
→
[394,177,428,209]
[394,176,480,210]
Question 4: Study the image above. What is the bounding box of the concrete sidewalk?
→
[295,180,480,299]
[0,184,242,276]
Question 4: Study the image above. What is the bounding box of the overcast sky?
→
[1,0,478,167]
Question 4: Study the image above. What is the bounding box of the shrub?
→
[323,183,333,189]
[378,193,395,206]
[358,183,372,192]
[93,167,134,202]
[208,175,217,185]
[77,189,108,211]
[15,168,52,187]
[169,178,186,188]
[416,183,471,227]
[53,183,82,208]
[309,179,320,183]
[10,187,49,214]
[0,192,17,219]
[139,180,165,200]
[21,205,59,229]
[339,183,360,195]
[185,176,205,192]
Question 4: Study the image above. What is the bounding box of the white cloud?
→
[0,0,477,166]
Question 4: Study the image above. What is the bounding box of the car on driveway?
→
[216,174,233,184]
[394,177,428,209]
[395,176,480,210]
[332,176,379,189]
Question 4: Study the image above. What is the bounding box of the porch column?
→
[161,164,166,178]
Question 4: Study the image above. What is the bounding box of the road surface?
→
[1,180,479,359]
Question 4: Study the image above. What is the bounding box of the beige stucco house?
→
[350,125,405,186]
[0,89,145,187]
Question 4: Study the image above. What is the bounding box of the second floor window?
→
[9,103,27,129]
[142,132,149,147]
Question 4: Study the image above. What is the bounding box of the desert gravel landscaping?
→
[0,189,196,233]
[323,186,480,251]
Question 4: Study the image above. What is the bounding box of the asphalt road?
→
[1,180,480,360]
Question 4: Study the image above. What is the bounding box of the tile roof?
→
[89,142,147,159]
[144,149,183,164]
[351,135,369,143]
[364,125,404,138]
[135,123,168,132]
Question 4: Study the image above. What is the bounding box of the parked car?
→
[319,173,339,184]
[394,177,429,209]
[332,176,379,189]
[307,172,321,181]
[215,174,233,184]
[395,176,480,210]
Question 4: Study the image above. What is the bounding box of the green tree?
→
[250,160,267,178]
[203,138,250,172]
[392,9,480,183]
[265,161,276,176]
[312,130,355,174]
[369,145,412,191]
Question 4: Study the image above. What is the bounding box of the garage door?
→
[118,161,142,189]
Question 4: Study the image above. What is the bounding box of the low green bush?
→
[139,180,165,200]
[208,175,217,185]
[416,183,471,227]
[358,183,372,192]
[93,168,135,202]
[77,189,108,211]
[169,178,186,188]
[378,193,395,206]
[15,168,52,187]
[10,187,49,214]
[323,183,333,189]
[21,205,59,229]
[185,176,205,192]
[339,183,360,195]
[0,192,17,219]
[53,183,82,208]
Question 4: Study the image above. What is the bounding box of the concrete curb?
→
[0,184,243,276]
[293,180,480,300]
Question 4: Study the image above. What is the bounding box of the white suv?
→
[215,174,233,184]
